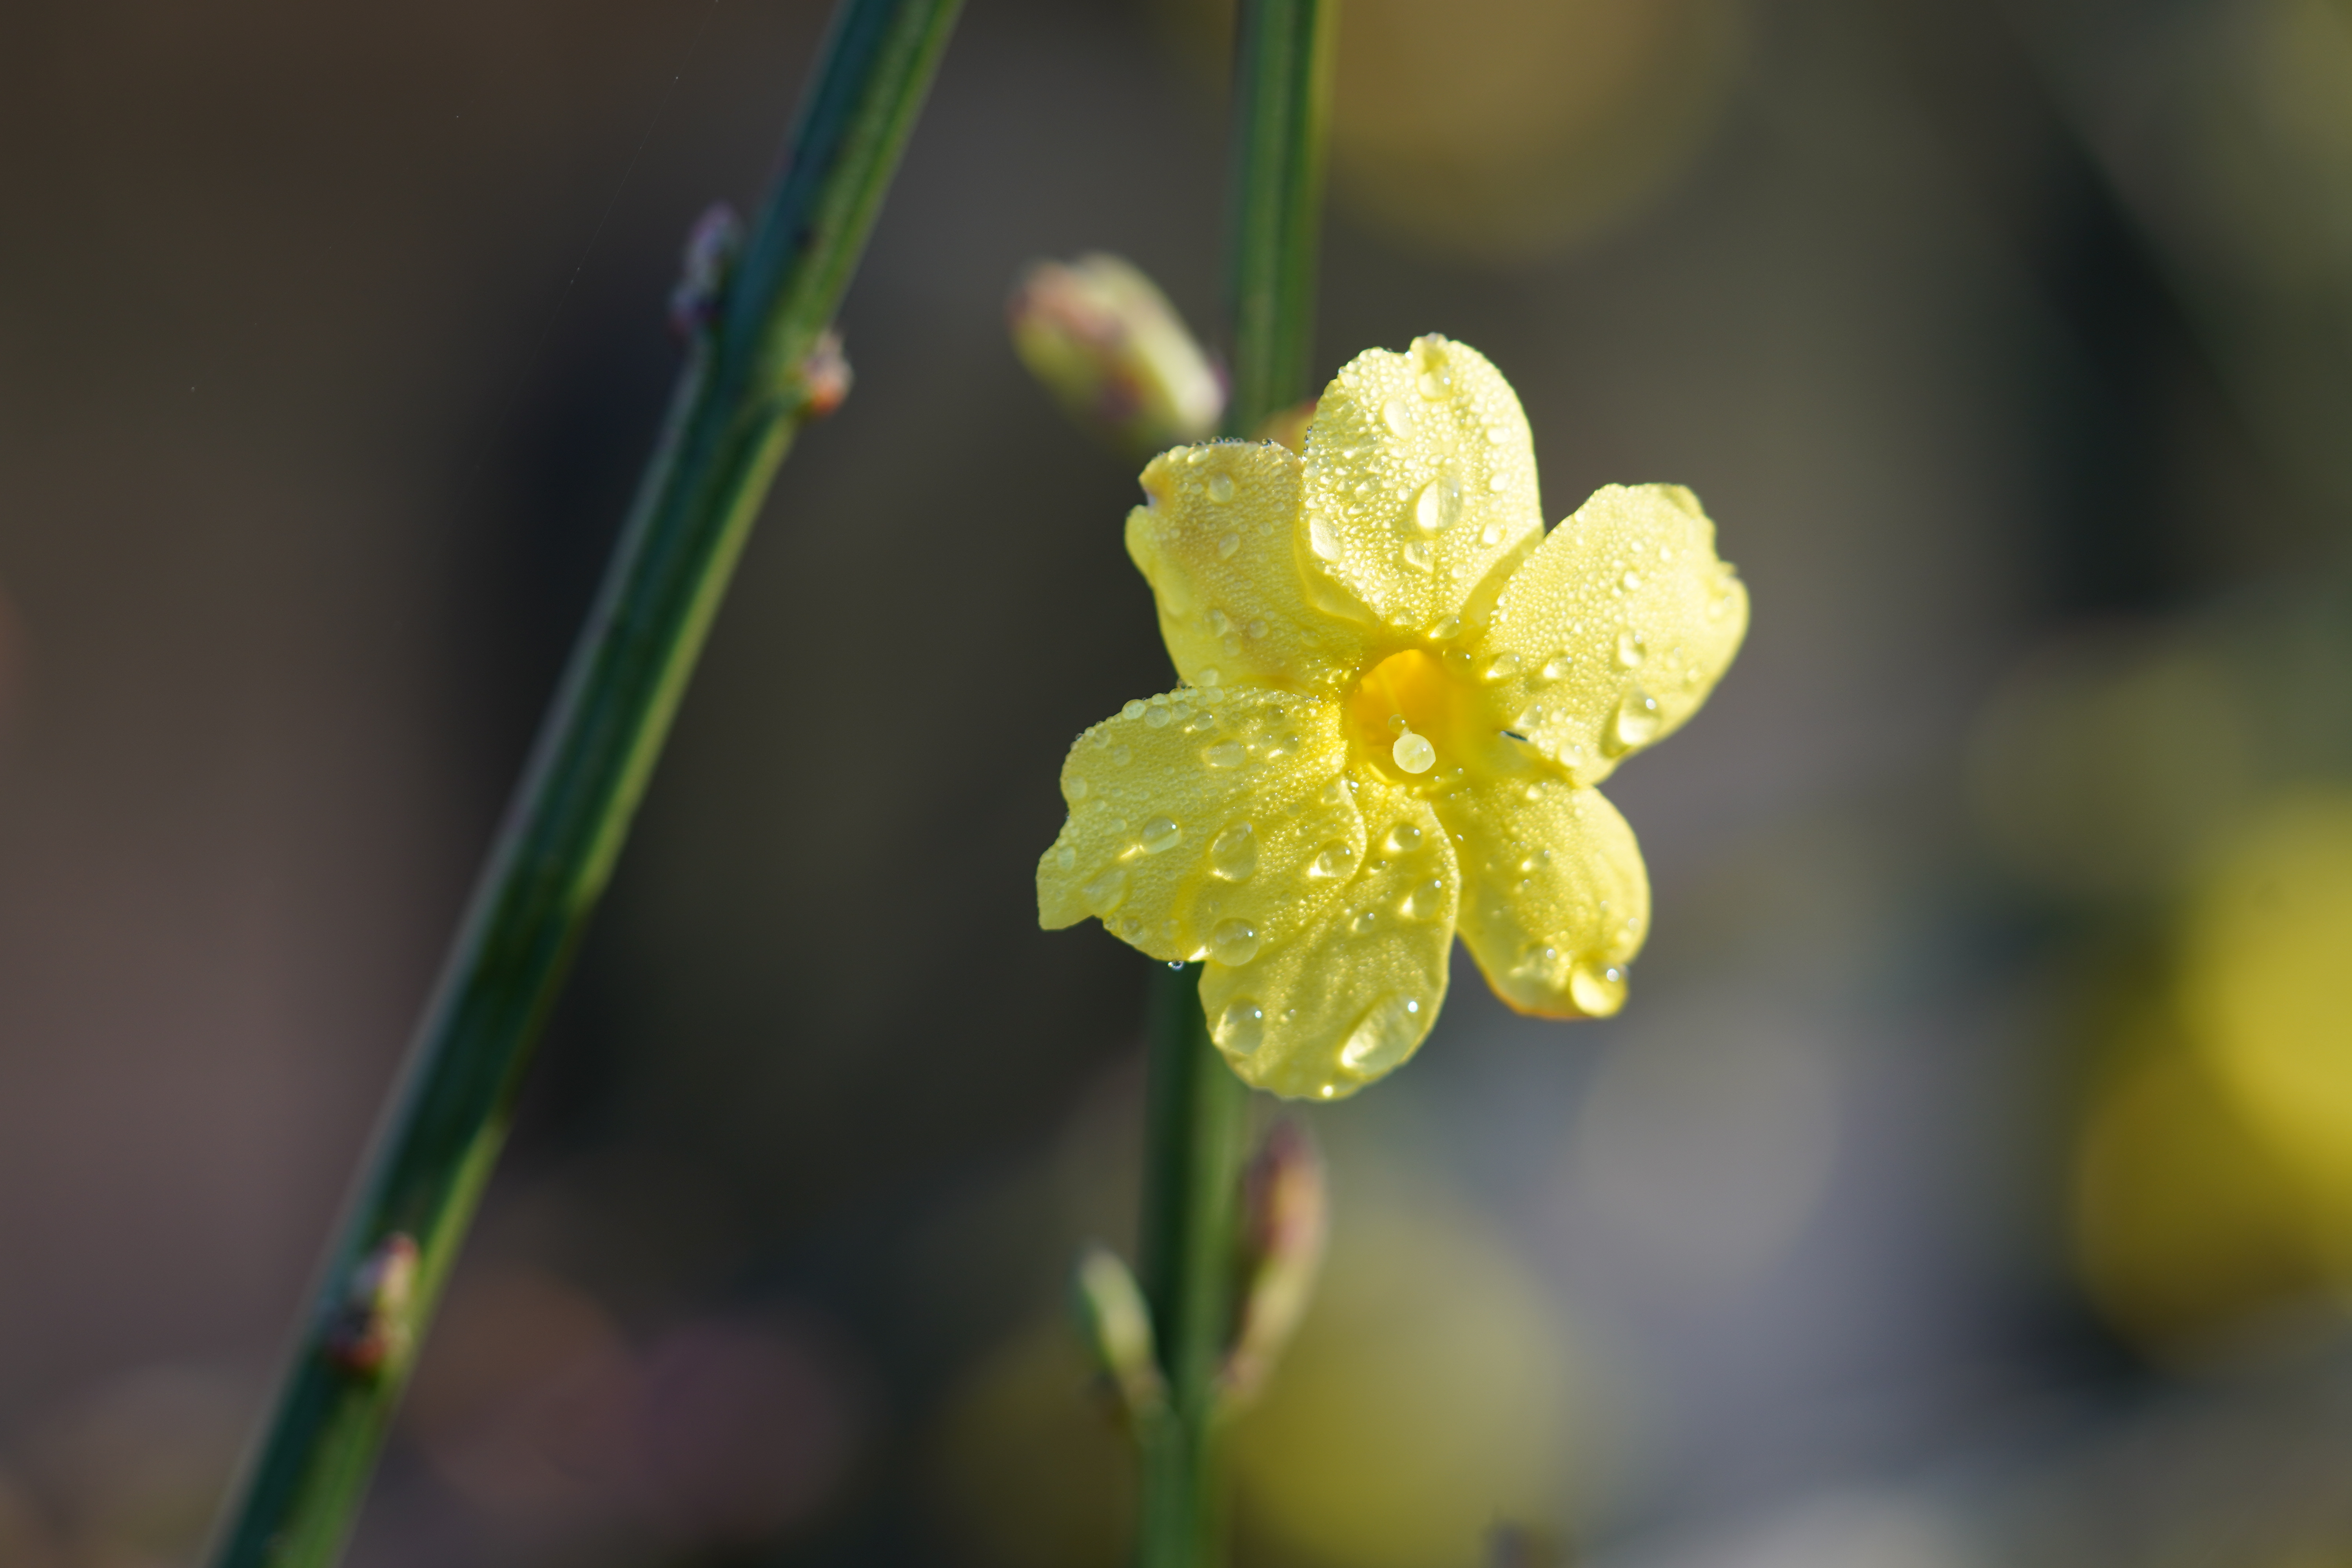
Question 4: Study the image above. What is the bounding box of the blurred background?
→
[4,0,2352,1563]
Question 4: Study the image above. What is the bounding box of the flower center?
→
[1346,648,1503,788]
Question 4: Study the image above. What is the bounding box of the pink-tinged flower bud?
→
[668,203,744,339]
[1070,1243,1167,1430]
[1009,254,1224,458]
[324,1232,419,1377]
[1218,1119,1328,1409]
[794,329,853,420]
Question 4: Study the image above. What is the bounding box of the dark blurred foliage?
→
[3,0,2351,1565]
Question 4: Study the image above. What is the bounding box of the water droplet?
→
[1185,448,1210,466]
[1488,472,1508,493]
[1204,739,1246,769]
[1615,630,1646,669]
[1217,532,1241,561]
[1412,474,1463,533]
[1210,821,1257,880]
[1568,960,1627,1016]
[1541,654,1572,680]
[1400,540,1433,572]
[1350,908,1379,934]
[1621,570,1642,592]
[1207,608,1230,635]
[1144,705,1172,729]
[1400,877,1446,919]
[1685,664,1705,688]
[1605,690,1661,755]
[1081,866,1129,914]
[1122,699,1146,720]
[1209,918,1261,965]
[1392,730,1437,773]
[1199,667,1221,686]
[1425,614,1461,641]
[1206,472,1235,503]
[1067,777,1090,800]
[1413,337,1451,399]
[1382,397,1414,437]
[1482,652,1522,682]
[1479,524,1503,546]
[1386,822,1423,852]
[1319,1084,1336,1099]
[1312,842,1356,878]
[1213,998,1266,1056]
[1139,817,1183,854]
[1485,424,1508,444]
[1247,619,1268,639]
[1112,746,1133,766]
[1055,844,1077,871]
[1338,995,1420,1074]
[1309,515,1343,562]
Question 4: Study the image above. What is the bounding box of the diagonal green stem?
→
[203,4,960,1564]
[1134,7,1335,1567]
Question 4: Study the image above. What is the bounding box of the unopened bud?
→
[669,203,744,338]
[1009,254,1224,457]
[323,1232,419,1378]
[1256,399,1317,455]
[1070,1244,1167,1430]
[1218,1119,1328,1410]
[793,329,853,420]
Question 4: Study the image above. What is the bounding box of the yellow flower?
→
[1037,336,1748,1099]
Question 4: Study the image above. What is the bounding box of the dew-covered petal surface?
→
[1437,774,1650,1018]
[1474,483,1748,788]
[1296,337,1544,639]
[1199,780,1458,1100]
[1125,442,1372,698]
[1037,685,1365,963]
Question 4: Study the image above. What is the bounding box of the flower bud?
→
[1218,1119,1328,1410]
[1070,1243,1166,1429]
[1009,254,1224,457]
[324,1232,419,1377]
[668,203,743,339]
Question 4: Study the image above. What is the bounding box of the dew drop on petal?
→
[1616,630,1646,669]
[1488,472,1508,493]
[1311,842,1356,878]
[1112,746,1133,766]
[1605,690,1662,755]
[1139,817,1183,854]
[1081,866,1129,915]
[1209,918,1262,965]
[1206,472,1235,503]
[1542,654,1573,680]
[1481,652,1522,682]
[1122,699,1146,720]
[1392,731,1437,774]
[1350,908,1379,934]
[1144,706,1172,729]
[1338,994,1420,1074]
[1401,877,1446,919]
[1055,844,1077,871]
[1213,998,1266,1056]
[1382,397,1414,437]
[1412,475,1463,534]
[1067,777,1090,800]
[1622,570,1642,592]
[1479,523,1503,545]
[1309,515,1344,562]
[1386,822,1423,853]
[1425,614,1460,641]
[1568,960,1628,1016]
[1204,739,1246,769]
[1217,532,1241,561]
[1199,667,1221,686]
[1210,820,1257,881]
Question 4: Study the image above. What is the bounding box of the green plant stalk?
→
[1133,5,1334,1566]
[203,4,961,1564]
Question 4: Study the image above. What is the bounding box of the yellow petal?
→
[1126,443,1372,698]
[1438,773,1648,1018]
[1037,685,1365,963]
[1475,483,1747,787]
[1200,779,1458,1100]
[1295,336,1544,637]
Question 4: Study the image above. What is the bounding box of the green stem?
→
[1136,964,1252,1568]
[1220,0,1336,440]
[1133,6,1334,1566]
[203,4,961,1564]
